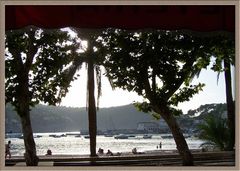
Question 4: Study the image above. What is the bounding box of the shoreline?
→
[7,149,203,160]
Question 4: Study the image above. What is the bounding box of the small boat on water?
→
[114,134,129,139]
[53,135,62,138]
[84,135,90,139]
[5,133,22,139]
[104,134,113,137]
[66,133,79,136]
[49,134,66,138]
[161,134,173,139]
[18,134,42,139]
[143,134,152,139]
[34,135,42,138]
[128,135,136,138]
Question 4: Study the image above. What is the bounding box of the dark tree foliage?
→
[5,28,79,108]
[97,29,213,165]
[198,114,231,151]
[98,29,210,114]
[5,27,79,165]
[209,35,235,150]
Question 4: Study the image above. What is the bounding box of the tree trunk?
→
[87,59,97,157]
[154,106,194,166]
[20,111,39,166]
[17,73,39,166]
[224,59,235,150]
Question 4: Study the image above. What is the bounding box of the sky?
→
[60,63,235,114]
[59,28,235,114]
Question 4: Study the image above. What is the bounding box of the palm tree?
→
[58,28,104,157]
[197,114,231,151]
[210,36,235,150]
[188,35,235,150]
[223,58,235,150]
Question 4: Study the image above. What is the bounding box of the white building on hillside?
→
[137,122,160,133]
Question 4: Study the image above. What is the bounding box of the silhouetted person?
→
[5,141,11,159]
[46,149,52,155]
[98,148,104,154]
[132,147,137,154]
[159,142,162,149]
[106,149,113,156]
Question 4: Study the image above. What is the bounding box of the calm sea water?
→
[5,132,205,156]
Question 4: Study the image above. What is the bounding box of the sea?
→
[5,132,205,156]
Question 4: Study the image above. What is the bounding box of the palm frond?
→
[216,71,221,85]
[197,114,230,151]
[95,65,102,110]
[57,54,83,100]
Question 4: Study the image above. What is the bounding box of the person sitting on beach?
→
[46,149,52,155]
[159,142,162,149]
[98,148,104,155]
[132,147,137,154]
[5,141,11,159]
[106,149,113,156]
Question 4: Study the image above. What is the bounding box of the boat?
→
[34,135,42,138]
[75,135,81,138]
[18,134,42,139]
[49,134,56,137]
[53,135,62,138]
[161,134,173,139]
[5,133,22,139]
[60,134,67,137]
[66,132,81,136]
[49,134,66,138]
[84,135,90,139]
[143,134,152,139]
[104,134,113,137]
[128,135,136,138]
[114,134,129,139]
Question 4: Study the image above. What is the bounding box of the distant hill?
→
[5,103,227,134]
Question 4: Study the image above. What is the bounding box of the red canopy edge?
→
[5,5,235,32]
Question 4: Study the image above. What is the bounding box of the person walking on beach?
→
[159,142,162,149]
[5,141,11,159]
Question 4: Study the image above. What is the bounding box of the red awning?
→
[5,5,235,32]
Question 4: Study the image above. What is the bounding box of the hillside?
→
[5,103,227,134]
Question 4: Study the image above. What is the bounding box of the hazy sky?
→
[59,28,235,114]
[60,63,235,114]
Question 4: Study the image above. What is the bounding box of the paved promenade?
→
[5,150,235,167]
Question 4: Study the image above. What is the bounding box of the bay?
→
[5,132,205,156]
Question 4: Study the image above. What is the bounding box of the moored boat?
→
[84,135,90,139]
[161,134,173,139]
[114,134,129,139]
[143,134,152,139]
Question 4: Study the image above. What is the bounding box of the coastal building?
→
[137,122,160,133]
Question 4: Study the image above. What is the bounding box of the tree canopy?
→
[97,29,211,116]
[5,27,80,165]
[5,27,79,110]
[95,29,219,165]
